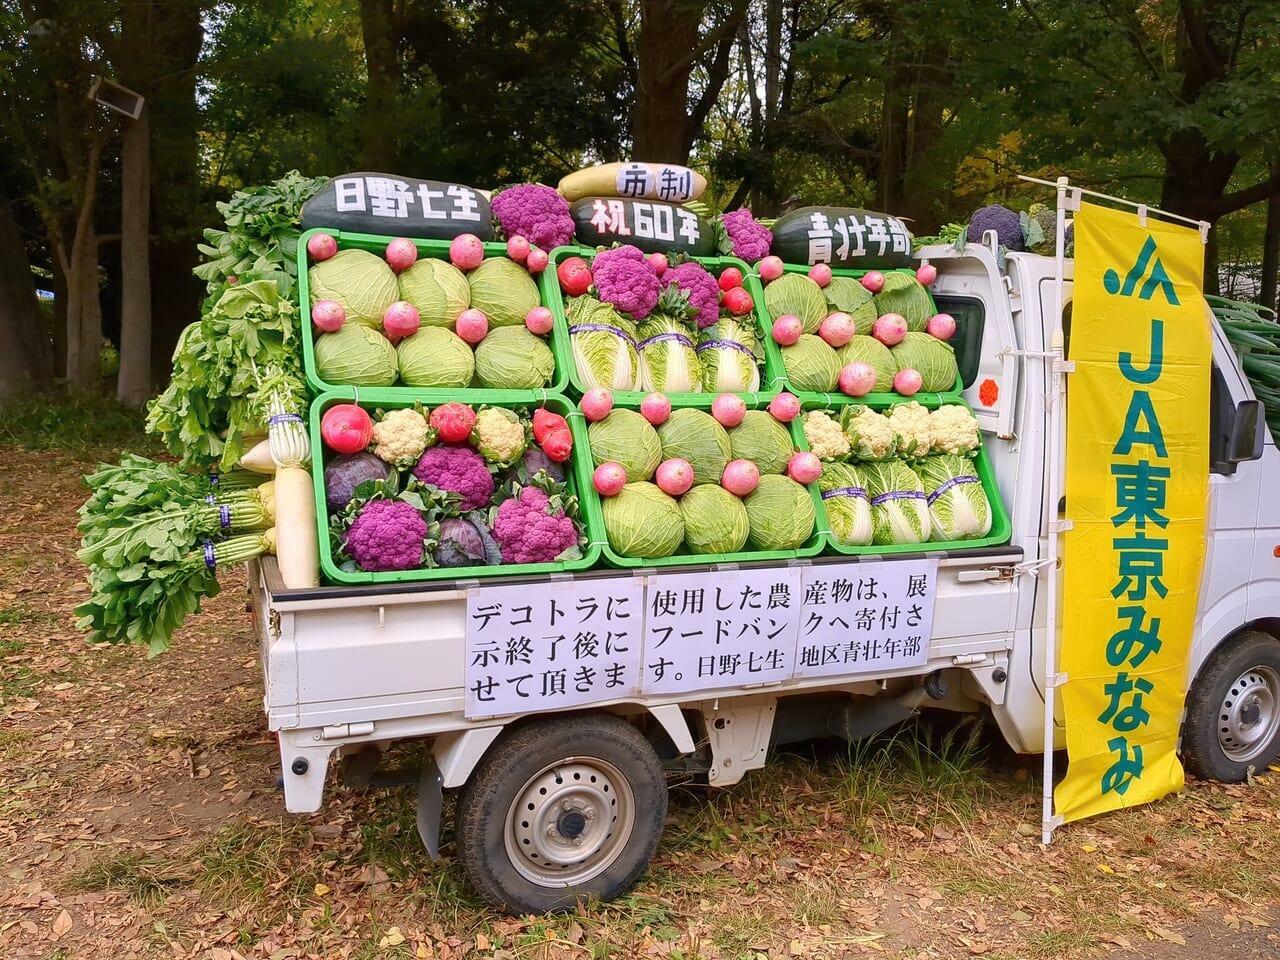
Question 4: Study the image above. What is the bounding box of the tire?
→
[1183,630,1280,782]
[454,714,667,914]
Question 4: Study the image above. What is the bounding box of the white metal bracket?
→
[1054,359,1076,374]
[1064,188,1082,213]
[1137,204,1148,227]
[1052,518,1074,533]
[1046,671,1070,689]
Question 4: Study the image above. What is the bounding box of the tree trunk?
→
[359,0,400,170]
[0,192,49,397]
[631,0,703,162]
[1260,189,1280,312]
[117,106,151,406]
[63,138,104,392]
[876,11,911,214]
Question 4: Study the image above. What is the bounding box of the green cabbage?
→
[729,411,794,475]
[862,459,930,545]
[823,276,877,332]
[315,323,398,386]
[567,296,640,390]
[396,327,475,388]
[308,249,399,327]
[588,409,662,482]
[657,408,732,485]
[891,332,958,391]
[744,474,814,550]
[397,258,470,327]
[917,454,991,542]
[836,336,896,392]
[763,273,828,333]
[602,481,684,558]
[873,271,935,332]
[697,318,760,392]
[781,334,841,392]
[467,257,540,327]
[680,484,749,554]
[638,316,701,393]
[818,461,872,546]
[473,326,554,388]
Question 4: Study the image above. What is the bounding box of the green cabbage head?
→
[680,484,749,554]
[891,332,958,391]
[602,481,684,558]
[467,257,540,326]
[763,273,828,333]
[657,408,732,485]
[729,411,794,475]
[836,336,896,392]
[588,409,662,482]
[819,461,872,546]
[397,258,470,327]
[873,271,935,331]
[823,276,877,332]
[917,454,991,541]
[782,334,840,392]
[862,459,931,545]
[396,327,475,387]
[315,323,398,386]
[744,474,814,550]
[473,326,555,388]
[309,249,399,327]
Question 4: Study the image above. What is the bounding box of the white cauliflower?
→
[803,410,851,461]
[842,406,896,462]
[371,407,432,466]
[886,401,931,459]
[930,404,980,456]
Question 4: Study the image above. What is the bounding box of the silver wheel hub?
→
[505,757,634,887]
[1218,665,1280,763]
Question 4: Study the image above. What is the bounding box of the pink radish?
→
[808,263,833,287]
[640,392,672,425]
[860,270,885,293]
[721,459,761,497]
[925,312,957,340]
[383,301,421,340]
[718,267,744,291]
[772,313,804,346]
[758,255,784,282]
[872,312,908,346]
[656,458,694,497]
[916,262,938,285]
[722,286,754,316]
[525,306,554,335]
[818,311,856,347]
[321,404,373,454]
[893,368,923,396]
[581,387,614,422]
[838,362,877,397]
[506,235,531,263]
[711,393,747,428]
[311,299,346,333]
[593,462,627,497]
[385,237,418,272]
[787,451,822,485]
[525,247,549,273]
[449,233,485,270]
[648,252,669,276]
[307,233,338,262]
[768,392,801,422]
[455,308,489,344]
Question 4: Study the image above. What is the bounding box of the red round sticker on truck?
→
[979,378,999,406]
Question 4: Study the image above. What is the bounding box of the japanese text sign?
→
[301,172,493,241]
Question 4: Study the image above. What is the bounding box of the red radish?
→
[860,270,885,293]
[526,247,549,273]
[593,462,627,497]
[808,263,833,287]
[307,233,338,262]
[872,312,908,346]
[916,262,938,285]
[227,275,238,285]
[385,237,417,272]
[656,458,694,497]
[557,256,593,296]
[383,301,421,340]
[718,267,744,291]
[893,368,924,396]
[449,233,485,270]
[818,311,856,347]
[430,402,477,443]
[321,404,373,454]
[542,426,573,462]
[772,313,804,346]
[648,252,669,276]
[787,451,823,485]
[455,308,489,344]
[838,361,878,397]
[925,312,957,340]
[721,459,760,497]
[722,286,754,316]
[711,393,747,428]
[532,408,568,444]
[758,255,784,282]
[640,392,671,425]
[506,235,531,263]
[525,306,554,335]
[581,387,614,422]
[311,299,346,333]
[768,392,801,422]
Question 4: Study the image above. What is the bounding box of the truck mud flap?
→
[416,757,445,859]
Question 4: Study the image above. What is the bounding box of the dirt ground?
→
[3,444,1280,960]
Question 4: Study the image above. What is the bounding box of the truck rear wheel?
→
[1183,630,1280,782]
[454,714,667,913]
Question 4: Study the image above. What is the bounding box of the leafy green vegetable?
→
[873,272,935,331]
[890,332,958,391]
[588,409,662,482]
[657,408,732,485]
[728,411,793,475]
[468,257,540,326]
[679,484,748,554]
[763,273,828,333]
[819,461,872,546]
[836,336,896,392]
[781,334,841,392]
[743,474,814,550]
[308,249,399,327]
[601,481,684,558]
[916,454,991,541]
[398,258,471,327]
[474,326,555,388]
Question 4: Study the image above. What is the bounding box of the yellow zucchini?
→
[557,162,707,203]
[273,466,319,588]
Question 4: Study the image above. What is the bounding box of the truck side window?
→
[931,295,984,387]
[1209,362,1236,476]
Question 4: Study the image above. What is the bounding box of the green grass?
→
[68,852,188,905]
[0,638,37,704]
[0,390,154,457]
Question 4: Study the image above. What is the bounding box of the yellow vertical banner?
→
[1055,202,1210,823]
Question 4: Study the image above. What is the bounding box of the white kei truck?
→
[248,229,1279,914]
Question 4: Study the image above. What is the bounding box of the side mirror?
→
[1228,399,1266,463]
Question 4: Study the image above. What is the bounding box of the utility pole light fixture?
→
[87,75,145,119]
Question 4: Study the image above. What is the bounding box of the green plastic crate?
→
[577,396,826,569]
[297,228,572,402]
[794,394,1011,557]
[311,393,600,584]
[758,260,963,404]
[541,245,785,407]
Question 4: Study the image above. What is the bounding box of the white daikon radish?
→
[239,439,277,474]
[272,466,319,587]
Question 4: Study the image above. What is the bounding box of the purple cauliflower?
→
[664,261,720,329]
[343,499,427,572]
[720,208,773,263]
[492,486,579,564]
[966,204,1024,251]
[591,244,660,320]
[491,184,576,250]
[412,445,494,510]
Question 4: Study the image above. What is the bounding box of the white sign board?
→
[465,577,644,718]
[794,559,937,678]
